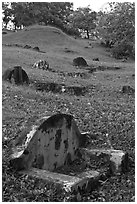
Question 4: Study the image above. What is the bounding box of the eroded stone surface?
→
[10,114,85,171]
[10,113,129,177]
[20,167,100,193]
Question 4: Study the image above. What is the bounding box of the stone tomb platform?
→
[10,113,129,196]
[20,168,100,194]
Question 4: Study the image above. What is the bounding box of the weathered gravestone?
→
[2,66,29,85]
[10,113,129,195]
[73,57,88,67]
[10,114,89,171]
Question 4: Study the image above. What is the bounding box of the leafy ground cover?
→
[2,25,135,201]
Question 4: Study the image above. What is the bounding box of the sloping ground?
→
[2,24,135,202]
[2,24,122,63]
[2,81,135,201]
[2,25,80,49]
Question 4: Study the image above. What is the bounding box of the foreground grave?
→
[10,113,129,197]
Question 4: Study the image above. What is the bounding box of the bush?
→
[112,40,134,59]
[62,25,80,37]
[100,40,114,48]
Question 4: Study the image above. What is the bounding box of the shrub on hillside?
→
[97,3,135,59]
[111,40,135,59]
[63,26,80,37]
[100,40,114,48]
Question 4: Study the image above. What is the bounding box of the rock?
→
[122,85,135,94]
[2,66,29,85]
[33,46,40,51]
[32,60,49,70]
[73,57,88,67]
[10,114,88,171]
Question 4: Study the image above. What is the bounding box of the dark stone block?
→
[73,57,88,67]
[3,66,29,85]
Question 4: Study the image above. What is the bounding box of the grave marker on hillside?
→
[10,113,129,196]
[2,66,29,85]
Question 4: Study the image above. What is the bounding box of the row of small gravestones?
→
[2,57,135,94]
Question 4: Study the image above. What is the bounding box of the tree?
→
[69,7,96,38]
[10,2,36,29]
[2,2,79,36]
[6,2,73,30]
[2,3,12,28]
[97,2,135,58]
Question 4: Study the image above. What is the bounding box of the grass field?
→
[2,25,135,202]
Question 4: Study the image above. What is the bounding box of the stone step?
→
[20,167,100,193]
[80,148,129,175]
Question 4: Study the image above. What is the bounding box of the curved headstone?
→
[10,114,88,171]
[2,66,29,85]
[73,57,88,67]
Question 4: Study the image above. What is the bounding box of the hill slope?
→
[4,24,134,75]
[2,25,80,48]
[2,24,119,63]
[2,24,135,202]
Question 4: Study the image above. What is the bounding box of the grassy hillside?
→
[3,24,124,63]
[2,25,81,52]
[2,25,135,202]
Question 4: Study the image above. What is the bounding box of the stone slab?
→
[80,148,129,174]
[20,167,100,193]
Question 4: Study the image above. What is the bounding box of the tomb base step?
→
[80,148,129,175]
[20,167,100,194]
